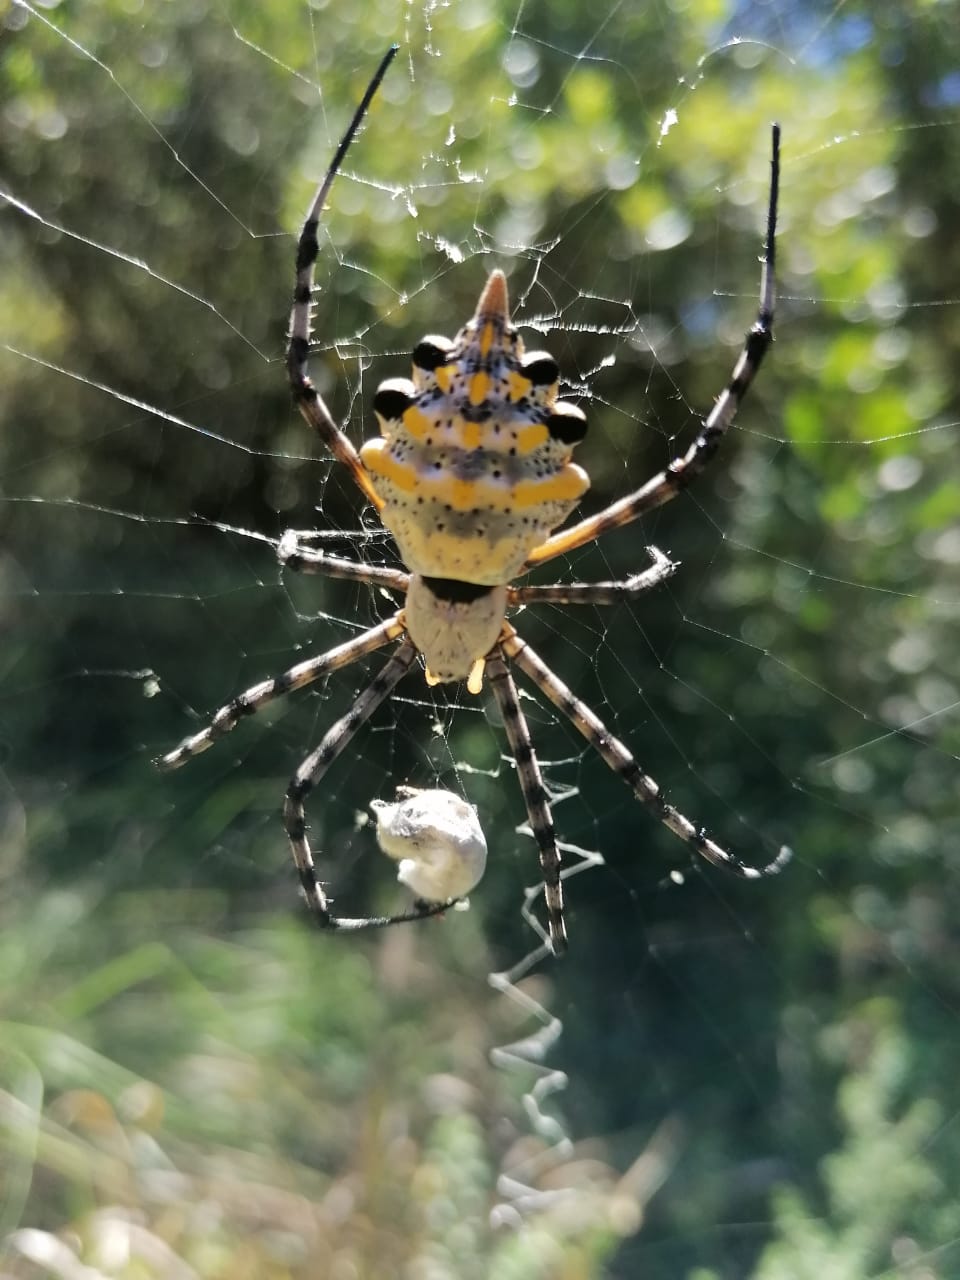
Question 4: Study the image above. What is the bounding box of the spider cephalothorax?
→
[159,46,790,955]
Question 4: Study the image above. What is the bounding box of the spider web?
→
[3,1,960,1276]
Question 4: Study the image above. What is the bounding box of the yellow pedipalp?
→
[467,657,486,695]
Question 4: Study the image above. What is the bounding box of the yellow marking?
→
[516,422,549,453]
[479,320,494,358]
[400,405,431,439]
[348,457,386,510]
[513,464,589,509]
[401,528,495,578]
[467,657,485,695]
[508,371,531,402]
[468,371,490,406]
[359,440,419,492]
[385,522,524,585]
[448,478,475,509]
[424,666,442,687]
[370,457,590,512]
[435,366,453,393]
[459,420,483,451]
[524,519,598,565]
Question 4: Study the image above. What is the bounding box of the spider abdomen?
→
[360,270,589,584]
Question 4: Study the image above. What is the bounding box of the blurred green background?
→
[3,0,960,1275]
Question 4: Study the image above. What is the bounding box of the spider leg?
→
[487,649,567,955]
[283,637,459,931]
[524,124,780,570]
[510,546,677,607]
[499,623,792,878]
[286,46,399,511]
[157,615,404,769]
[278,530,409,592]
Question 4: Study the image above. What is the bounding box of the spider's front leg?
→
[285,47,398,512]
[487,650,568,954]
[523,124,781,571]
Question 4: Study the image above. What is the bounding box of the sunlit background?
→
[3,0,960,1275]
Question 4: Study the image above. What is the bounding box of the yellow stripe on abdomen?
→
[364,443,588,513]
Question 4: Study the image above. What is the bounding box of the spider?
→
[159,46,790,954]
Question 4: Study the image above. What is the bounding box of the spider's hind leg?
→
[487,649,567,955]
[500,624,791,880]
[281,636,462,933]
[157,615,405,770]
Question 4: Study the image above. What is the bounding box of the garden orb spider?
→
[159,46,791,954]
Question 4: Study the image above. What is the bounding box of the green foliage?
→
[753,1013,960,1279]
[0,888,654,1277]
[3,0,960,1276]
